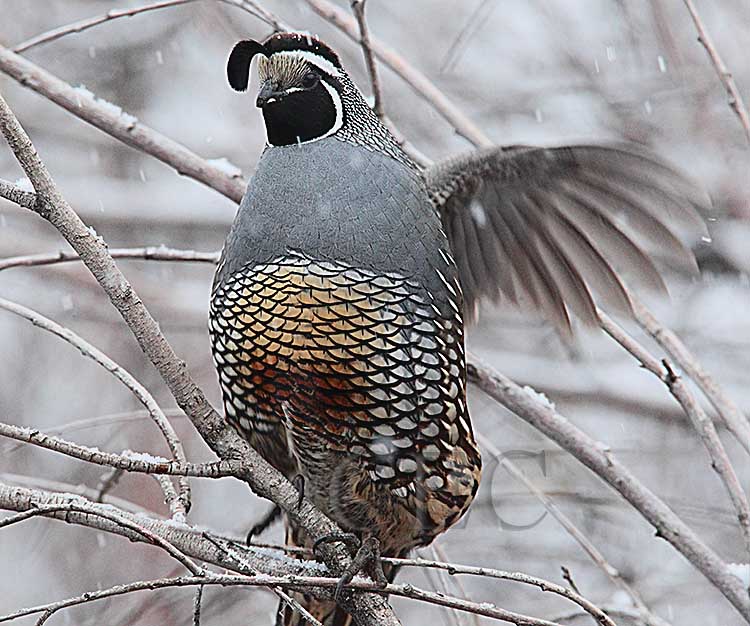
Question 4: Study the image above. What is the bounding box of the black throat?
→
[261,82,339,146]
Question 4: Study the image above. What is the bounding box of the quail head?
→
[210,31,706,626]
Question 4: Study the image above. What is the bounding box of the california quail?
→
[210,32,705,625]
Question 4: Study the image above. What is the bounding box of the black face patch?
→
[261,79,338,146]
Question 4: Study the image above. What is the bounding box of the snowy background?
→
[1,1,749,624]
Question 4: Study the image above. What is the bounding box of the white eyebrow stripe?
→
[274,50,342,78]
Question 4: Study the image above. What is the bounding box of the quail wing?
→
[424,143,709,334]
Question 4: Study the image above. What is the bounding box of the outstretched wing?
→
[425,143,709,333]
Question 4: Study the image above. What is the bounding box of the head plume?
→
[227,33,342,92]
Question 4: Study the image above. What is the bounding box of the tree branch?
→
[0,296,190,519]
[0,572,566,626]
[598,310,750,563]
[632,296,750,457]
[12,0,290,53]
[681,0,750,143]
[0,484,589,626]
[466,355,750,622]
[0,46,246,203]
[0,242,220,272]
[350,0,384,119]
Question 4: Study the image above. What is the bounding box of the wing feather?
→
[426,144,708,330]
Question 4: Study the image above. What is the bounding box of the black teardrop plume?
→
[227,40,267,92]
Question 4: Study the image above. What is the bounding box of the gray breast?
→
[215,137,452,293]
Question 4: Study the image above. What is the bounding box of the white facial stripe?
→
[318,79,344,139]
[274,50,342,78]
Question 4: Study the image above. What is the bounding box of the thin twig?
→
[0,572,565,626]
[0,47,246,203]
[202,532,325,626]
[192,585,204,626]
[12,0,289,53]
[0,472,156,517]
[273,587,325,626]
[681,0,750,143]
[428,543,477,626]
[552,606,671,626]
[350,0,384,119]
[13,0,198,52]
[0,297,190,519]
[0,500,203,575]
[598,310,750,562]
[94,467,125,502]
[560,567,581,596]
[0,408,186,457]
[631,296,750,457]
[0,241,220,272]
[0,419,241,479]
[384,556,616,626]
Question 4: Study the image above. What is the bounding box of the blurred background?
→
[1,1,749,624]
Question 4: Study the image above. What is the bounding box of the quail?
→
[210,32,705,625]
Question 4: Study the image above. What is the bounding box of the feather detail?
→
[425,143,709,331]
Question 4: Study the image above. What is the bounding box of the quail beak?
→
[256,80,284,108]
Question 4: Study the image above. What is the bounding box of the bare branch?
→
[0,571,567,626]
[598,310,750,562]
[218,0,291,32]
[681,0,750,143]
[0,241,220,272]
[192,585,204,626]
[0,472,158,517]
[0,47,246,203]
[632,296,750,457]
[426,543,477,626]
[0,297,190,519]
[94,467,125,502]
[0,408,186,458]
[0,480,621,626]
[13,0,198,52]
[12,0,290,53]
[205,535,326,626]
[0,482,309,578]
[0,500,203,575]
[386,556,616,626]
[0,178,36,208]
[350,0,384,118]
[466,355,750,622]
[0,419,243,478]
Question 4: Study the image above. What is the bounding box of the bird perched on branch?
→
[209,32,706,625]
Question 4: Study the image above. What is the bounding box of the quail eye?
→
[301,71,319,89]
